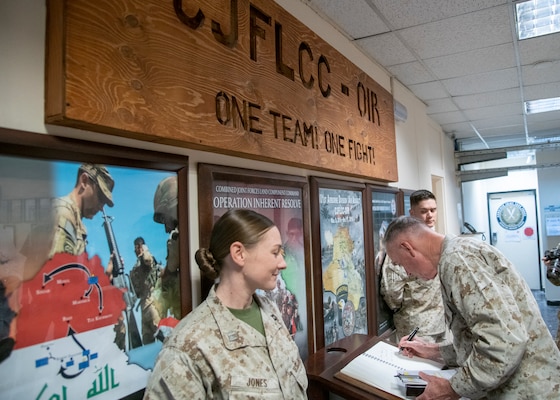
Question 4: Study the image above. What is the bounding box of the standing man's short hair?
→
[410,189,436,206]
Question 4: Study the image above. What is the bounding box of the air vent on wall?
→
[394,100,408,123]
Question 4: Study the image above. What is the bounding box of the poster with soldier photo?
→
[370,187,399,335]
[197,164,313,360]
[0,141,187,400]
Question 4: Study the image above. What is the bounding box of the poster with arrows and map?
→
[0,155,178,399]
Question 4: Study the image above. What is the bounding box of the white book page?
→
[338,341,444,399]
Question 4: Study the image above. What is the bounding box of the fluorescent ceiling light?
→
[525,97,560,114]
[516,0,560,40]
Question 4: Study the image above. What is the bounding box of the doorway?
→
[431,175,444,234]
[487,190,541,289]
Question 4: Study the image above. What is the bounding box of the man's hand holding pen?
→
[398,332,442,361]
[400,326,419,351]
[397,328,460,400]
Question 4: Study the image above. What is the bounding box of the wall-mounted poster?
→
[401,189,413,216]
[310,177,373,349]
[197,164,313,360]
[369,186,399,335]
[0,129,190,400]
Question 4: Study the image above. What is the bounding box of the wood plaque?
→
[46,0,397,182]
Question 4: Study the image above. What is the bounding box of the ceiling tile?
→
[429,110,467,125]
[439,121,476,138]
[527,111,560,124]
[527,117,560,138]
[442,68,519,96]
[473,114,524,130]
[387,61,434,85]
[522,62,560,86]
[464,103,523,120]
[453,88,522,109]
[306,0,389,39]
[424,43,515,80]
[371,0,507,30]
[518,33,560,66]
[425,98,459,114]
[397,5,511,60]
[524,81,560,101]
[408,81,449,100]
[474,125,526,138]
[355,32,416,66]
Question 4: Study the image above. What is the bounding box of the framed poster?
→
[400,188,414,217]
[310,177,373,349]
[367,185,399,335]
[197,164,313,360]
[0,128,190,400]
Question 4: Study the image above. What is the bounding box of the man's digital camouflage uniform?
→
[380,256,450,343]
[130,248,161,344]
[438,235,560,399]
[49,195,88,256]
[144,285,308,399]
[20,195,87,273]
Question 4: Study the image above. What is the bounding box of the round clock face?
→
[496,201,527,230]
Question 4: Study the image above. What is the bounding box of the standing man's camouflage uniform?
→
[144,285,308,399]
[381,260,447,342]
[380,189,450,343]
[438,235,560,398]
[129,237,161,344]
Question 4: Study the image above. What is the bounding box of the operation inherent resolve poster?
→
[210,179,309,360]
[0,155,177,399]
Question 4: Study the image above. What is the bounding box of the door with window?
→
[488,190,541,289]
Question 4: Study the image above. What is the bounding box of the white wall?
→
[389,81,461,235]
[462,169,539,235]
[0,0,460,309]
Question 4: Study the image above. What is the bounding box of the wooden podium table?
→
[304,333,401,400]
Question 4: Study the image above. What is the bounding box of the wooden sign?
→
[46,0,397,182]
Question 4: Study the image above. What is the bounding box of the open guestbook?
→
[334,340,455,399]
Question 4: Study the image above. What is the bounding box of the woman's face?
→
[243,226,287,291]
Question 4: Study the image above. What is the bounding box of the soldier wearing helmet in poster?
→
[152,176,181,321]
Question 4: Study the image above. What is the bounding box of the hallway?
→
[533,290,560,339]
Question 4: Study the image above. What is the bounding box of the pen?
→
[400,326,419,350]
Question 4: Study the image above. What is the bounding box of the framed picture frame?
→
[366,185,400,335]
[0,128,190,400]
[309,177,373,349]
[197,163,314,360]
[399,188,415,217]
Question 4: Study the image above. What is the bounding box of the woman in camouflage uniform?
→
[386,216,560,400]
[144,209,308,399]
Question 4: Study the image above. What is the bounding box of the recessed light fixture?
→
[516,0,560,40]
[524,96,560,114]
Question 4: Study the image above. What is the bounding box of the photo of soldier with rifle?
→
[102,208,143,351]
[0,151,183,399]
